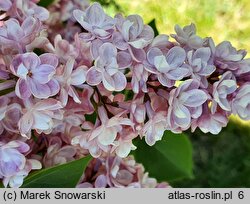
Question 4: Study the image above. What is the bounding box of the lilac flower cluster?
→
[1,0,250,187]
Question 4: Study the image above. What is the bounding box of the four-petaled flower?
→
[56,58,88,106]
[73,2,116,41]
[18,99,63,138]
[0,17,41,54]
[11,52,60,99]
[86,42,128,91]
[211,71,237,113]
[187,47,216,88]
[145,46,189,87]
[168,79,208,131]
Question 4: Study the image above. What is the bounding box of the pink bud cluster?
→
[1,0,250,187]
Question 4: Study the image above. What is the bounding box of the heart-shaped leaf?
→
[132,131,193,182]
[21,155,92,188]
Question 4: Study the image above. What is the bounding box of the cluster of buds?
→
[1,0,250,187]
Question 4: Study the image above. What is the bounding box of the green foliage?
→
[0,87,15,96]
[93,0,123,12]
[148,19,159,36]
[172,120,250,187]
[38,0,54,7]
[85,112,97,124]
[21,156,92,188]
[132,131,193,182]
[109,0,250,56]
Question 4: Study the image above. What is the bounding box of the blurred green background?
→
[95,0,250,187]
[97,0,250,55]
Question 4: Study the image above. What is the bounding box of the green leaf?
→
[85,112,97,124]
[21,156,92,188]
[132,131,193,182]
[38,0,54,7]
[148,19,159,36]
[0,87,15,96]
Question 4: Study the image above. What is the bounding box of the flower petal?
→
[166,46,186,67]
[193,47,211,62]
[103,72,115,91]
[29,78,55,99]
[18,112,34,138]
[98,127,117,145]
[173,102,191,128]
[32,64,55,84]
[179,89,208,107]
[167,67,190,80]
[39,53,58,68]
[86,3,105,26]
[70,66,87,85]
[15,79,31,99]
[33,111,51,130]
[113,72,127,91]
[86,67,102,85]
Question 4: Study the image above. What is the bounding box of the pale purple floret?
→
[214,41,248,72]
[145,46,189,87]
[0,17,41,54]
[187,47,216,88]
[0,140,41,188]
[11,52,60,99]
[211,71,237,113]
[0,0,12,11]
[73,2,116,41]
[0,96,9,134]
[143,111,167,146]
[170,23,203,50]
[113,13,154,62]
[2,0,250,189]
[18,99,63,138]
[0,141,28,179]
[191,103,228,134]
[20,0,49,21]
[167,79,208,132]
[72,106,134,158]
[56,58,88,106]
[232,83,250,120]
[86,42,128,91]
[91,107,133,146]
[43,136,77,168]
[131,64,149,93]
[0,103,22,134]
[0,0,49,21]
[52,34,78,63]
[0,63,10,79]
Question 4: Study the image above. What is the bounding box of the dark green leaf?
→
[85,112,97,124]
[0,87,15,96]
[148,19,159,36]
[33,48,44,56]
[38,0,54,7]
[132,131,193,182]
[21,156,92,188]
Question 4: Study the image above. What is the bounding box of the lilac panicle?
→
[1,1,250,189]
